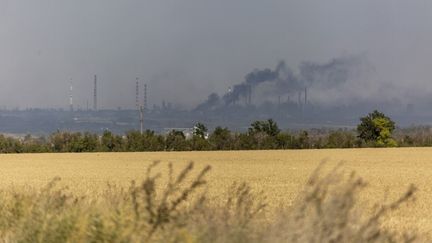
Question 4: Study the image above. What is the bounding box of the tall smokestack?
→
[304,87,307,106]
[135,78,140,109]
[93,75,97,111]
[69,80,73,112]
[298,91,302,106]
[143,83,148,112]
[139,105,144,134]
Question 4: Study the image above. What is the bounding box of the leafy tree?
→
[296,131,310,149]
[142,130,165,151]
[249,119,280,137]
[100,130,123,152]
[275,132,293,149]
[372,117,398,147]
[21,135,50,153]
[0,135,22,153]
[50,131,78,152]
[165,130,190,151]
[326,130,356,148]
[190,135,211,151]
[233,133,256,150]
[209,127,232,150]
[81,132,99,152]
[125,130,144,151]
[357,110,397,146]
[193,123,208,139]
[246,119,281,149]
[125,130,165,151]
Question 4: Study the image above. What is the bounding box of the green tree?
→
[209,127,232,150]
[193,123,208,139]
[190,135,211,151]
[81,133,99,152]
[326,130,356,148]
[357,110,397,147]
[296,131,310,149]
[100,130,123,152]
[0,135,22,153]
[372,117,398,147]
[165,130,190,151]
[125,131,144,151]
[125,130,165,151]
[142,130,165,151]
[246,119,281,149]
[275,132,294,149]
[233,133,256,150]
[21,135,50,153]
[249,119,280,137]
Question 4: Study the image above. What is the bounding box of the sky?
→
[0,0,432,109]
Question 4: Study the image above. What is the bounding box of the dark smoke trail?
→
[194,93,221,111]
[196,55,370,109]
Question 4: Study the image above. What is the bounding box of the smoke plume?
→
[205,55,372,108]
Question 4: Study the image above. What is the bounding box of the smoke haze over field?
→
[1,0,432,110]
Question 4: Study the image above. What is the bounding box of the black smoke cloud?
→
[194,93,221,111]
[299,56,367,89]
[222,67,279,105]
[198,55,371,109]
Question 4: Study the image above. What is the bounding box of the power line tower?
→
[143,83,148,112]
[135,78,140,109]
[93,75,97,111]
[304,87,307,106]
[69,80,74,112]
[139,105,144,135]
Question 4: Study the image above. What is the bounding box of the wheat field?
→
[0,148,430,235]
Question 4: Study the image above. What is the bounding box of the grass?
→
[0,159,420,242]
[0,148,429,238]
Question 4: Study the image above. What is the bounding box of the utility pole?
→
[93,75,97,111]
[304,87,307,106]
[143,83,148,112]
[139,105,144,135]
[135,78,140,109]
[69,79,73,112]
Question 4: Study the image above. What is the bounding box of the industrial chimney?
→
[135,78,140,109]
[93,75,98,111]
[143,83,148,112]
[298,91,302,106]
[69,82,73,112]
[304,87,307,106]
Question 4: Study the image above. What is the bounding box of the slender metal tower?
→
[143,83,147,112]
[69,81,73,112]
[139,105,144,134]
[135,78,140,109]
[93,75,97,111]
[298,91,302,106]
[304,87,307,106]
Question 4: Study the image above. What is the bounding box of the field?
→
[0,147,430,236]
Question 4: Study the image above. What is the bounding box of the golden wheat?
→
[0,148,428,234]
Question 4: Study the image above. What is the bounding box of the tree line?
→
[0,110,426,153]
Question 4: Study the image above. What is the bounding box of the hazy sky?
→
[0,0,432,109]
